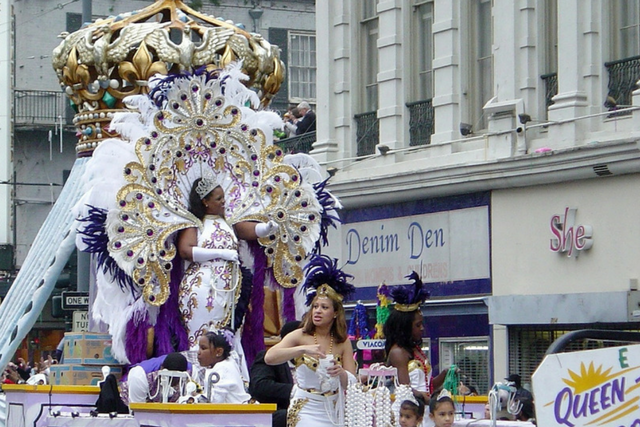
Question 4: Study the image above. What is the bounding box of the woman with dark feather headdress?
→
[384,272,449,406]
[265,254,357,427]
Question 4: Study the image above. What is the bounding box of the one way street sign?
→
[61,291,89,310]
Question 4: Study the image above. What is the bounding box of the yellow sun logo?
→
[562,362,617,394]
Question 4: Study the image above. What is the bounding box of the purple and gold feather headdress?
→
[303,254,355,306]
[390,271,430,312]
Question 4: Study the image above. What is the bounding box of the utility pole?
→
[77,0,92,294]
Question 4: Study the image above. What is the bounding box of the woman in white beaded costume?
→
[265,255,357,427]
[177,175,277,348]
[75,64,337,367]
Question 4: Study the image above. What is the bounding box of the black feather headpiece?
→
[389,271,430,312]
[303,254,355,306]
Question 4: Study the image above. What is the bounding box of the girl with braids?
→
[265,254,357,427]
[384,272,449,405]
[198,330,252,404]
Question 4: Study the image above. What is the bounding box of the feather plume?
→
[75,206,137,294]
[283,153,324,184]
[303,254,355,306]
[312,178,341,253]
[389,271,430,306]
[241,240,267,368]
[154,255,189,355]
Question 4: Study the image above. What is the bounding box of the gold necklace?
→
[314,331,334,355]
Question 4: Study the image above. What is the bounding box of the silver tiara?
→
[195,170,222,199]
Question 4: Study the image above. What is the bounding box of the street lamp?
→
[248,5,263,33]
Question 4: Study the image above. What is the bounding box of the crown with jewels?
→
[52,0,284,157]
[195,169,225,199]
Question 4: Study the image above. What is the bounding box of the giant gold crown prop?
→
[52,0,284,157]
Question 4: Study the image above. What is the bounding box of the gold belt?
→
[302,388,338,397]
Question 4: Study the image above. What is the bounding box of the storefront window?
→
[439,337,490,395]
[508,324,640,395]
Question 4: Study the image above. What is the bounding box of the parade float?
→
[0,1,331,425]
[0,1,503,426]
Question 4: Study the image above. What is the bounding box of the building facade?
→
[315,0,640,393]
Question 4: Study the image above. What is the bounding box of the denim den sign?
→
[532,344,640,427]
[341,206,490,290]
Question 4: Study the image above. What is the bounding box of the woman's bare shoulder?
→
[387,345,411,363]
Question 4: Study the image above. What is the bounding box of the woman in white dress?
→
[177,177,277,349]
[384,273,451,426]
[265,255,357,427]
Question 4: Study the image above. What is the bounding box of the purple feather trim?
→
[312,178,341,254]
[155,254,189,355]
[241,241,266,368]
[76,206,136,295]
[282,287,296,323]
[303,254,355,306]
[125,309,151,365]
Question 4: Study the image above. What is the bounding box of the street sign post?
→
[72,311,89,332]
[61,291,89,310]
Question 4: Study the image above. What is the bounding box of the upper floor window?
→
[411,0,434,102]
[360,0,379,112]
[613,0,640,60]
[466,0,493,130]
[288,32,316,103]
[543,0,558,74]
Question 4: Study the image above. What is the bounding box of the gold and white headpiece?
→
[317,283,344,302]
[195,169,224,199]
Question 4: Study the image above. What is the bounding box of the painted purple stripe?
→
[348,278,491,303]
[341,192,490,224]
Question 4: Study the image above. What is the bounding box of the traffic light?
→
[51,295,65,318]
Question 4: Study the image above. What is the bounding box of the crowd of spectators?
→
[2,355,57,385]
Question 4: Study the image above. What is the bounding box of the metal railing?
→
[355,111,379,157]
[604,55,640,115]
[276,131,316,154]
[540,72,558,108]
[14,90,70,126]
[546,329,640,355]
[407,99,434,147]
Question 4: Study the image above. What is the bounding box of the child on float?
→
[428,389,455,427]
[198,330,252,403]
[399,398,426,427]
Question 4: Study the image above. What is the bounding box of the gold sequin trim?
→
[408,359,425,372]
[293,354,342,371]
[287,397,308,427]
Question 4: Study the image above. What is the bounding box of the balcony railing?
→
[276,131,316,154]
[355,111,379,157]
[605,55,640,115]
[540,72,558,109]
[14,90,71,126]
[407,99,434,146]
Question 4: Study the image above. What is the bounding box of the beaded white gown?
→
[178,215,240,348]
[288,355,344,427]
